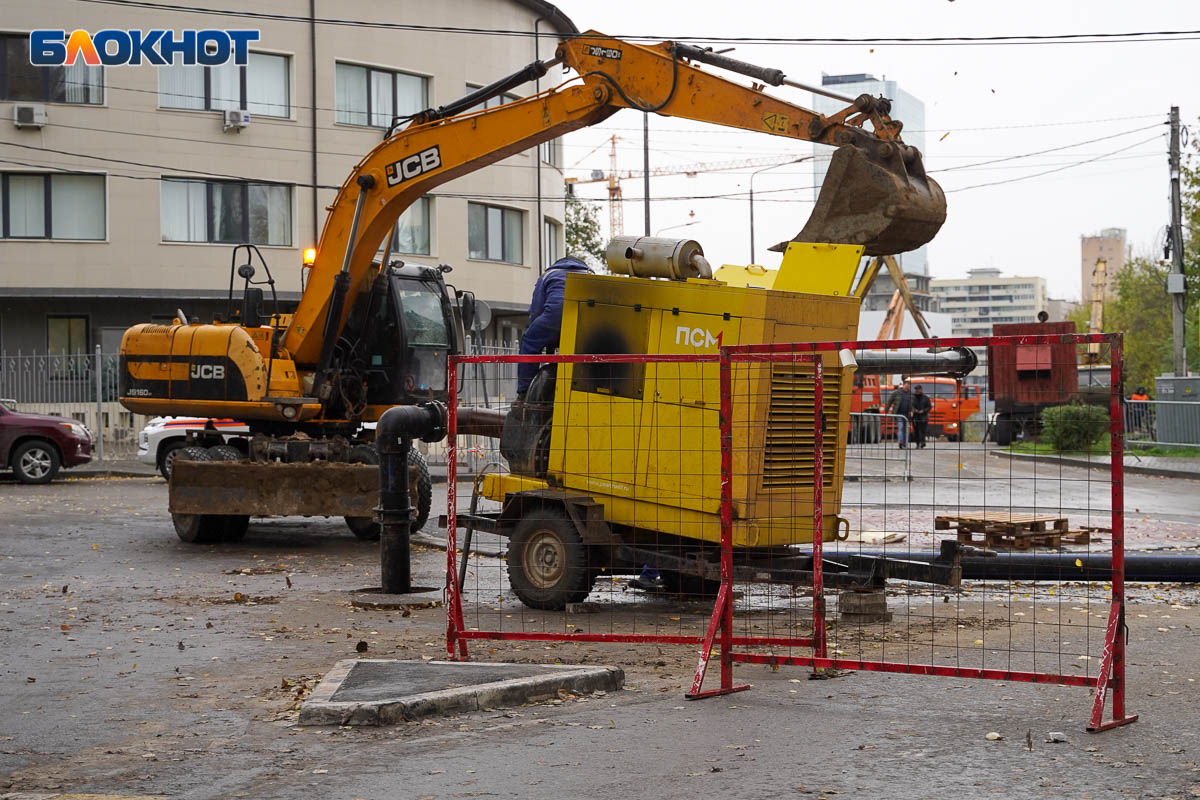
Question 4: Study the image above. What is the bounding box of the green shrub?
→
[1041,404,1109,452]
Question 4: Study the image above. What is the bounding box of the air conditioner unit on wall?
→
[13,104,47,129]
[222,109,250,132]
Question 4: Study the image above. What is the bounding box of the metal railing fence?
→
[0,348,148,459]
[846,411,912,481]
[1125,399,1200,449]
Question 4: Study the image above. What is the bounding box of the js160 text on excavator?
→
[118,31,947,545]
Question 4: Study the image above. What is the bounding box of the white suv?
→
[137,417,249,480]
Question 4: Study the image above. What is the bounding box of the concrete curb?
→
[992,449,1200,480]
[300,659,624,726]
[68,469,159,479]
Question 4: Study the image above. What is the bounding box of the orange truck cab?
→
[850,373,889,415]
[909,376,980,442]
[850,375,979,442]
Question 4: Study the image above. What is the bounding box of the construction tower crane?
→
[565,145,810,237]
[1087,257,1107,362]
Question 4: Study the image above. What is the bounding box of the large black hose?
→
[829,550,1200,583]
[854,346,978,379]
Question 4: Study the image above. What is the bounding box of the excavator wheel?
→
[207,444,243,461]
[172,513,225,544]
[171,446,246,543]
[343,446,432,540]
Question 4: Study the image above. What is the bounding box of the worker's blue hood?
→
[549,257,591,272]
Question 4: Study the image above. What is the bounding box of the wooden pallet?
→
[952,528,1065,550]
[935,511,1069,534]
[936,511,1081,551]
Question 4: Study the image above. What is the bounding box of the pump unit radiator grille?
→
[761,364,838,490]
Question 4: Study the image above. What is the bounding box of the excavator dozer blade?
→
[772,143,946,256]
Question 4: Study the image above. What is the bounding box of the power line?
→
[0,138,340,187]
[578,113,1169,138]
[69,1,1200,46]
[0,127,1167,204]
[38,119,1162,184]
[929,123,1165,174]
[945,134,1165,193]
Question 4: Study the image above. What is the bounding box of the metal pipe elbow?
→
[377,402,447,452]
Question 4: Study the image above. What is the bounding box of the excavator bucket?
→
[773,143,946,256]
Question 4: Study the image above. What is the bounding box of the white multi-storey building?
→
[930,268,1048,337]
[930,268,1048,390]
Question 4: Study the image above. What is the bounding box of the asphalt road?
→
[1,461,1199,799]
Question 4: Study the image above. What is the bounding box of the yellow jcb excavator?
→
[119,31,946,543]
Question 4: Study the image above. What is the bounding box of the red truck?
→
[987,321,1080,445]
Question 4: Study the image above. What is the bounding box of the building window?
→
[468,203,522,264]
[48,315,87,355]
[160,52,290,117]
[1,173,105,239]
[161,178,292,246]
[47,314,88,361]
[336,62,427,128]
[47,315,88,379]
[540,138,561,167]
[380,196,431,256]
[0,34,103,104]
[544,218,561,264]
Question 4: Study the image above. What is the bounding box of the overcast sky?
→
[552,0,1200,300]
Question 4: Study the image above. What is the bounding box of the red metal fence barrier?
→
[443,333,1135,732]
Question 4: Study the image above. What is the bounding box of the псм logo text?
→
[675,326,722,348]
[29,29,260,67]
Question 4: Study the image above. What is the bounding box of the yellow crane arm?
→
[285,30,939,366]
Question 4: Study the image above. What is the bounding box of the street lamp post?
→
[749,157,810,264]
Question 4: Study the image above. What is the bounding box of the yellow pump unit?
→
[486,241,865,548]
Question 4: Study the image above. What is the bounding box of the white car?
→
[137,417,250,480]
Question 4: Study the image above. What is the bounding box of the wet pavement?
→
[2,447,1200,799]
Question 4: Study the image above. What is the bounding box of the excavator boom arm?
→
[285,31,945,366]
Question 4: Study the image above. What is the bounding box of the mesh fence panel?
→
[443,334,1134,731]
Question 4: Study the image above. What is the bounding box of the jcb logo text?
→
[191,364,225,380]
[386,146,441,187]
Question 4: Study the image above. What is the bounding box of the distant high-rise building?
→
[1081,228,1130,306]
[812,73,928,276]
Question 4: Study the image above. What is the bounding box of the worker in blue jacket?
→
[516,256,592,397]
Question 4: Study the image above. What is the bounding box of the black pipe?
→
[826,549,1200,583]
[854,346,978,379]
[377,402,446,594]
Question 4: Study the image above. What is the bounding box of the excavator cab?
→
[348,262,461,408]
